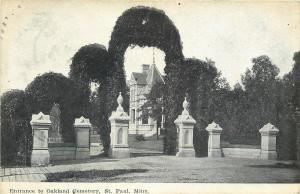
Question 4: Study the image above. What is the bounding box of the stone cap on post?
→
[174,97,196,125]
[259,123,279,136]
[74,116,92,128]
[206,121,223,133]
[109,92,130,121]
[30,112,51,126]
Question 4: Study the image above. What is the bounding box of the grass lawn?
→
[128,134,164,152]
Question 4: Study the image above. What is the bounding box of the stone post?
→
[259,123,279,160]
[74,116,91,160]
[206,121,223,157]
[109,92,130,158]
[30,112,51,166]
[174,97,196,157]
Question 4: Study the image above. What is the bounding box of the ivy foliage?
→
[1,90,32,166]
[180,58,221,156]
[108,6,183,70]
[69,43,108,84]
[106,6,184,155]
[106,5,185,112]
[69,43,110,154]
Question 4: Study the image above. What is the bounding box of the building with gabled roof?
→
[129,63,164,136]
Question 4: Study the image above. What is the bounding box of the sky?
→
[1,0,299,94]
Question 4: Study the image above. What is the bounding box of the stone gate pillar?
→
[259,123,279,160]
[174,97,196,157]
[30,112,51,166]
[206,121,223,157]
[74,116,91,160]
[109,92,130,158]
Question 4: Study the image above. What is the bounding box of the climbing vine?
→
[106,6,185,154]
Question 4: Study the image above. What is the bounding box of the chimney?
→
[141,64,150,74]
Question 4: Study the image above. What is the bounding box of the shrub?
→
[1,90,32,166]
[24,72,87,143]
[69,43,108,84]
[135,134,145,141]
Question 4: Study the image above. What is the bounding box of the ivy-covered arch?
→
[104,6,186,154]
[108,6,184,71]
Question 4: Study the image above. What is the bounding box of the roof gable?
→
[146,64,165,87]
[131,72,147,85]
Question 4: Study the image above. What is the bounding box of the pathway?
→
[0,156,299,182]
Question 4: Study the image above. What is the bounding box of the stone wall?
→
[30,113,91,166]
[222,148,261,159]
[49,146,76,161]
[206,122,280,160]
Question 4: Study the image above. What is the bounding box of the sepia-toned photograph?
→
[0,0,299,193]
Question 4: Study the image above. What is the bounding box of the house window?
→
[142,113,148,124]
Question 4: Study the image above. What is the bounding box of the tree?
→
[25,72,86,143]
[143,58,230,156]
[180,58,219,156]
[292,51,300,109]
[152,58,223,156]
[1,90,31,166]
[292,51,300,160]
[240,55,280,144]
[139,81,166,123]
[276,72,296,159]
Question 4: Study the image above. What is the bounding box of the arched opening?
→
[90,82,100,93]
[104,6,185,155]
[124,46,166,153]
[123,46,166,80]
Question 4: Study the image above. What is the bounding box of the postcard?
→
[0,0,299,194]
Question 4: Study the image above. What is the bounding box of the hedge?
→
[1,90,32,166]
[24,72,87,143]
